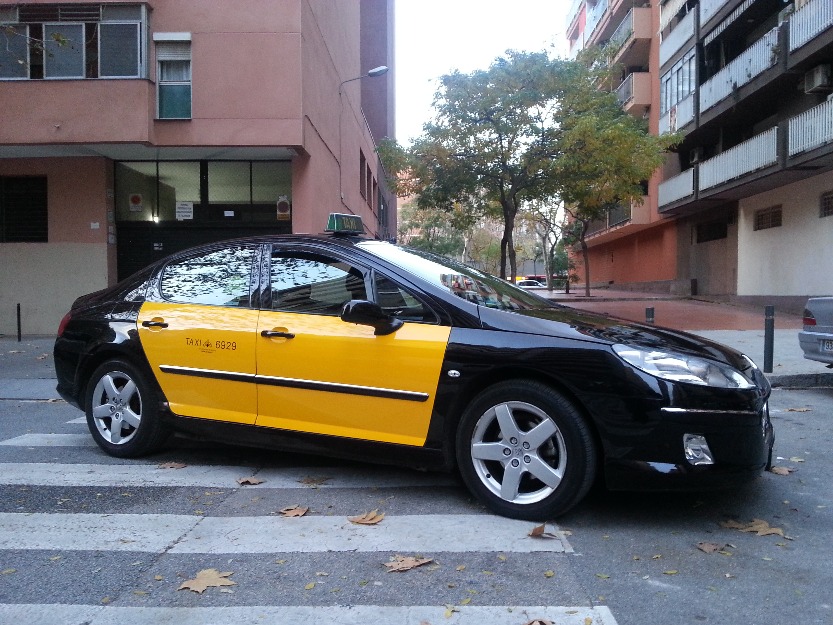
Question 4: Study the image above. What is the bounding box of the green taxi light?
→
[326,213,364,234]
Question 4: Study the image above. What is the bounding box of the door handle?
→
[141,320,168,328]
[261,329,295,339]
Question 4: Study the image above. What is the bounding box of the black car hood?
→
[478,304,754,371]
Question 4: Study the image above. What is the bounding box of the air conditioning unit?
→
[805,64,832,94]
[689,147,703,163]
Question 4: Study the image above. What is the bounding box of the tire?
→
[456,380,597,521]
[85,359,170,458]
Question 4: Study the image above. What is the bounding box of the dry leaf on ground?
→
[237,476,264,486]
[299,476,331,487]
[769,466,795,476]
[384,555,433,572]
[178,568,236,593]
[786,407,811,412]
[279,505,309,517]
[348,509,385,525]
[697,542,726,554]
[528,524,559,539]
[158,462,187,470]
[720,518,784,537]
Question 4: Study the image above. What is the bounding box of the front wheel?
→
[85,359,169,458]
[456,381,597,520]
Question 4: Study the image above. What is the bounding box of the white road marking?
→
[0,604,618,625]
[0,512,573,553]
[0,433,95,446]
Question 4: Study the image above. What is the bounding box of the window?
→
[0,4,147,80]
[0,176,48,242]
[374,274,437,323]
[695,220,728,243]
[155,37,191,119]
[270,250,367,315]
[821,191,833,218]
[660,48,695,114]
[359,150,367,199]
[160,245,256,306]
[753,206,782,231]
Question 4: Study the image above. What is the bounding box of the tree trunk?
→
[579,219,591,297]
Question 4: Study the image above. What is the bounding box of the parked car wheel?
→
[85,359,169,457]
[456,381,597,520]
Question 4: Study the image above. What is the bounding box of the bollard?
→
[645,306,655,324]
[763,305,774,373]
[17,303,22,342]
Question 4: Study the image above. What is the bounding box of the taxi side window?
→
[374,274,438,323]
[271,251,367,315]
[160,245,255,307]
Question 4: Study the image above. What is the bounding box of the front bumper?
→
[604,402,774,491]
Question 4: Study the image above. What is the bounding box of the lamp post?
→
[338,65,389,215]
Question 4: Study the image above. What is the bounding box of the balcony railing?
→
[610,9,635,52]
[660,10,695,67]
[585,0,609,40]
[699,27,779,114]
[790,0,833,51]
[699,0,730,29]
[587,202,632,235]
[566,0,584,29]
[789,98,833,156]
[658,169,694,206]
[699,127,777,191]
[659,94,695,134]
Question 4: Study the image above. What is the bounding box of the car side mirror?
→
[340,299,404,336]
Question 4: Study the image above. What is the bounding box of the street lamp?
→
[338,65,389,213]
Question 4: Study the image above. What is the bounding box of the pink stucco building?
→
[0,0,395,335]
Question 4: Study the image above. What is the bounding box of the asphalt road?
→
[0,383,831,625]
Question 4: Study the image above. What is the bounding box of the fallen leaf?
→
[455,564,466,571]
[444,604,459,618]
[36,353,49,360]
[595,573,610,579]
[237,476,264,486]
[304,582,316,590]
[299,476,331,487]
[528,523,559,539]
[789,457,805,463]
[544,570,555,578]
[348,509,385,525]
[697,542,724,554]
[1,568,16,575]
[384,555,433,572]
[664,570,679,575]
[280,505,309,518]
[720,519,784,537]
[786,407,811,412]
[178,568,237,593]
[460,597,472,606]
[158,462,187,470]
[769,466,795,476]
[154,575,164,581]
[133,590,148,596]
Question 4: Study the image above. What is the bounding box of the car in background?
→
[799,297,833,366]
[54,214,774,521]
[517,279,546,289]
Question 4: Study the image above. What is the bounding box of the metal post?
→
[17,303,22,342]
[645,306,655,324]
[763,305,774,373]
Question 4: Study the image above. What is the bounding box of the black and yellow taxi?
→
[54,214,774,520]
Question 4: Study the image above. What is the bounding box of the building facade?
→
[566,0,833,309]
[0,0,395,335]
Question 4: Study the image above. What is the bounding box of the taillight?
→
[57,311,72,337]
[803,309,816,326]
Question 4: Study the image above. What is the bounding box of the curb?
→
[767,372,833,389]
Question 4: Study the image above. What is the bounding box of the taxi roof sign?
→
[326,213,364,235]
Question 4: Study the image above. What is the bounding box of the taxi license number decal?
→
[185,337,237,350]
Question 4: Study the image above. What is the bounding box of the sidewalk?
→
[1,292,831,401]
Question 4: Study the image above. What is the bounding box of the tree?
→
[522,199,566,291]
[378,51,562,280]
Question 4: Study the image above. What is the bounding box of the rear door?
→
[255,245,451,446]
[138,243,260,424]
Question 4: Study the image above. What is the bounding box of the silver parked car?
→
[799,297,833,366]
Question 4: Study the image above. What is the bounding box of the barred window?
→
[753,206,782,231]
[821,191,833,218]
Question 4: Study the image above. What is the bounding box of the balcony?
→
[617,72,651,116]
[699,0,731,31]
[660,10,695,67]
[610,7,652,67]
[790,0,833,52]
[585,0,609,40]
[586,197,651,245]
[699,128,778,191]
[658,169,694,206]
[566,0,584,30]
[659,94,695,135]
[789,98,833,157]
[699,27,779,114]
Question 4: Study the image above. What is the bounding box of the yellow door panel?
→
[138,301,258,424]
[255,311,451,445]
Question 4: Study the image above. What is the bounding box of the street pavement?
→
[2,292,829,400]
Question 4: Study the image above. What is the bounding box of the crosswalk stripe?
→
[0,512,572,553]
[0,461,458,489]
[0,433,95,446]
[0,604,618,625]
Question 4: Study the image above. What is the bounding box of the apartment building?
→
[0,0,395,335]
[567,0,833,309]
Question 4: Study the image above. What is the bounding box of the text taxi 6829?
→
[54,214,774,520]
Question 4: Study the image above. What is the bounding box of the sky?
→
[394,0,568,145]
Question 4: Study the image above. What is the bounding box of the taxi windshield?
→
[357,241,552,311]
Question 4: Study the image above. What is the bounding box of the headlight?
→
[613,345,755,389]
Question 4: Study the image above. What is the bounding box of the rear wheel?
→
[456,381,597,520]
[85,359,169,457]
